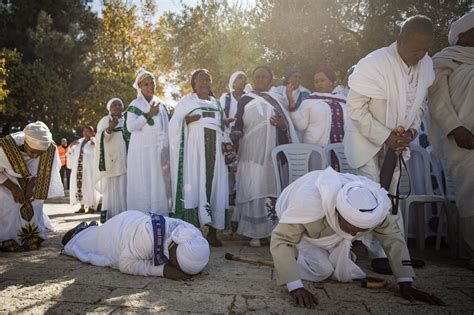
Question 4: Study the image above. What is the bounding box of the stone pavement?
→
[1,203,474,314]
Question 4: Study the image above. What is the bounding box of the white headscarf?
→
[171,226,210,275]
[228,71,246,93]
[336,182,390,229]
[106,97,124,114]
[133,67,156,90]
[23,121,53,151]
[448,10,474,46]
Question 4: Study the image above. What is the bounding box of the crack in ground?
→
[228,295,237,313]
[362,301,371,313]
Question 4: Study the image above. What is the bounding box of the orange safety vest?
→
[57,146,68,166]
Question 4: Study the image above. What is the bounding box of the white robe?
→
[276,169,378,282]
[290,92,348,146]
[233,91,299,238]
[428,46,474,248]
[219,92,239,130]
[0,132,63,245]
[126,93,171,215]
[64,210,197,276]
[95,115,127,219]
[169,94,228,229]
[67,137,100,208]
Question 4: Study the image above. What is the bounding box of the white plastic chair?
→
[324,143,359,175]
[430,153,459,254]
[271,144,328,195]
[399,144,447,250]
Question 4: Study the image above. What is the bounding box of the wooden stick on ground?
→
[225,252,274,267]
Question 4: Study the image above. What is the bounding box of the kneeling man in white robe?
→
[270,168,444,308]
[62,210,210,280]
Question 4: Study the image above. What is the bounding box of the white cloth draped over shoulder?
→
[233,91,298,238]
[349,42,435,131]
[236,91,299,205]
[276,168,390,282]
[0,132,63,245]
[169,94,228,229]
[428,45,474,225]
[95,115,127,219]
[64,210,208,276]
[67,137,100,208]
[126,92,171,215]
[291,92,347,146]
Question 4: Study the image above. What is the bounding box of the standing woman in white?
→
[95,98,128,221]
[125,68,171,215]
[68,126,100,214]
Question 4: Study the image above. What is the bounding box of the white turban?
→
[171,226,210,275]
[228,71,246,92]
[448,10,474,46]
[106,97,124,113]
[336,181,391,229]
[133,67,156,90]
[23,121,53,151]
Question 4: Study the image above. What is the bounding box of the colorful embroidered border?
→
[150,213,169,266]
[0,135,31,178]
[34,143,56,200]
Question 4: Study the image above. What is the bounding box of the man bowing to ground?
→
[270,168,444,308]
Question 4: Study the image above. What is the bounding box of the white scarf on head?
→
[276,168,390,282]
[349,42,434,131]
[228,71,245,93]
[448,10,474,46]
[23,121,52,151]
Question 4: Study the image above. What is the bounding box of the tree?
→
[159,0,264,98]
[0,0,98,135]
[252,0,472,88]
[83,0,167,124]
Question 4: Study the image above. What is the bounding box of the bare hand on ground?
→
[290,287,318,309]
[399,282,445,306]
[164,264,193,281]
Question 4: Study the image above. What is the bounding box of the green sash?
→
[174,102,224,226]
[98,126,128,172]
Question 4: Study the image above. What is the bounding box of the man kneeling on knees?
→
[62,210,210,280]
[270,168,444,308]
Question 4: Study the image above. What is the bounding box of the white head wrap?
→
[336,181,390,229]
[132,67,156,90]
[106,97,124,113]
[171,226,210,275]
[448,10,474,46]
[23,121,53,151]
[228,71,246,92]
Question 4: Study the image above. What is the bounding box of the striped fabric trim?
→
[0,135,31,178]
[34,143,56,200]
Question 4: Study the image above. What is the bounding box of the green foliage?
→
[84,0,167,124]
[159,0,264,98]
[1,0,472,135]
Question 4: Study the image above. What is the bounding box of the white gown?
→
[126,93,171,215]
[64,210,197,276]
[0,132,63,246]
[169,94,228,229]
[96,115,127,220]
[67,137,100,208]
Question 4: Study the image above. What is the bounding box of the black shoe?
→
[88,221,99,227]
[371,258,393,275]
[62,222,88,246]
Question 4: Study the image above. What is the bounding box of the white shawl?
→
[349,42,435,131]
